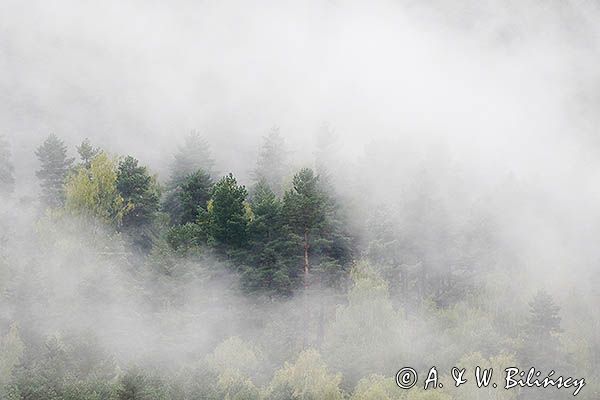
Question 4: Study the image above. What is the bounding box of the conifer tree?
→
[253,127,288,195]
[170,131,215,184]
[76,138,100,169]
[164,132,215,225]
[35,134,74,207]
[179,169,213,225]
[243,179,297,295]
[283,168,325,290]
[520,289,567,372]
[116,156,161,251]
[208,174,248,248]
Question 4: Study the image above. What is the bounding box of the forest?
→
[0,130,598,399]
[2,0,600,399]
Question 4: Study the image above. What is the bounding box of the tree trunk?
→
[303,228,310,348]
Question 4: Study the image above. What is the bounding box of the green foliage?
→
[283,168,324,236]
[283,168,352,288]
[208,174,249,248]
[324,262,405,387]
[116,156,161,251]
[0,135,15,197]
[207,337,262,400]
[520,289,568,371]
[64,153,127,227]
[77,138,101,169]
[11,332,117,400]
[35,134,75,207]
[242,180,298,295]
[265,349,344,400]
[351,374,404,400]
[178,170,213,225]
[163,132,215,226]
[166,223,206,254]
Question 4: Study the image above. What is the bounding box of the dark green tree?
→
[208,174,248,248]
[164,132,215,225]
[0,135,15,197]
[282,168,326,290]
[179,169,213,225]
[116,156,161,251]
[253,127,288,196]
[35,134,74,207]
[283,168,353,345]
[243,179,297,295]
[76,138,100,169]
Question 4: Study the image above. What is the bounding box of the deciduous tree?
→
[64,153,126,227]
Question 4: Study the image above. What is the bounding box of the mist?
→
[1,0,599,399]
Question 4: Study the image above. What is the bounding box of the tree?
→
[253,127,288,196]
[323,263,405,387]
[283,168,325,291]
[116,156,161,251]
[76,138,100,169]
[208,174,249,248]
[206,337,261,400]
[520,289,568,372]
[64,153,127,227]
[179,169,213,225]
[265,349,343,400]
[164,132,215,225]
[351,375,404,400]
[243,179,298,295]
[283,168,353,345]
[0,135,15,198]
[35,134,74,207]
[170,131,215,184]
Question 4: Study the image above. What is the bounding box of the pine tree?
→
[208,174,248,248]
[253,127,288,195]
[249,179,282,243]
[282,168,326,290]
[283,168,353,345]
[116,156,161,251]
[76,138,100,169]
[170,131,215,184]
[0,135,15,198]
[520,289,567,372]
[35,134,74,208]
[243,179,297,295]
[179,169,213,225]
[164,132,215,225]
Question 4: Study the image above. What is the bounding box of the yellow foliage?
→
[64,152,128,227]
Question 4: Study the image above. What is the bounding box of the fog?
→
[1,0,599,399]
